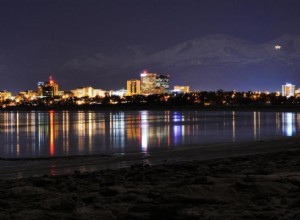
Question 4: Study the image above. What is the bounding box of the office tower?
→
[126,79,141,96]
[156,75,170,93]
[282,83,295,98]
[140,72,157,95]
[140,71,170,95]
[37,76,59,97]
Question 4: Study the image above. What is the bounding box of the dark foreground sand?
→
[1,139,300,219]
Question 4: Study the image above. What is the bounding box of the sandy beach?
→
[1,137,300,219]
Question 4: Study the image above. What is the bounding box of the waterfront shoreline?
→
[1,104,300,112]
[1,137,300,179]
[0,138,300,219]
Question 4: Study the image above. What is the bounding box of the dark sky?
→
[1,0,300,93]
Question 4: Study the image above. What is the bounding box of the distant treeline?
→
[1,91,300,111]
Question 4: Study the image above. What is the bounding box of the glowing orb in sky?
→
[275,45,282,50]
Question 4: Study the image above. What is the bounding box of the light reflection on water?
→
[282,113,296,137]
[0,111,299,158]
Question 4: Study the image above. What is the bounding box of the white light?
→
[275,45,281,50]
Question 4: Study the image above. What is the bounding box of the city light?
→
[0,73,300,109]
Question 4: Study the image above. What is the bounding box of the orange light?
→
[50,111,55,156]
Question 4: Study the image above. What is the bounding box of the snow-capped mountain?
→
[1,34,300,92]
[130,34,300,91]
[133,34,300,67]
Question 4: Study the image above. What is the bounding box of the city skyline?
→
[0,70,300,97]
[2,1,300,217]
[1,0,300,93]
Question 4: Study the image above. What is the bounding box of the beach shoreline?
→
[0,136,299,179]
[1,138,300,219]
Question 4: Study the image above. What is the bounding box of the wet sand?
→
[1,138,300,219]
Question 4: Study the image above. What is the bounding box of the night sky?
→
[1,0,300,93]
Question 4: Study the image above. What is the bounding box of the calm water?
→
[0,110,300,158]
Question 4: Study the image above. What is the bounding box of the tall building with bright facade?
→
[140,71,170,95]
[140,72,157,95]
[126,79,141,96]
[37,76,59,98]
[282,83,295,98]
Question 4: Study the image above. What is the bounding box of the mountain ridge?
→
[1,34,300,92]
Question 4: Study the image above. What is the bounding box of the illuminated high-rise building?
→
[156,75,170,93]
[140,71,170,95]
[140,72,157,95]
[37,76,59,97]
[282,83,295,98]
[126,79,141,96]
[37,82,45,96]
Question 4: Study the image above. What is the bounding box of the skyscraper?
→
[37,76,59,97]
[282,83,295,98]
[156,75,170,93]
[140,71,170,95]
[126,79,141,96]
[140,72,157,95]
